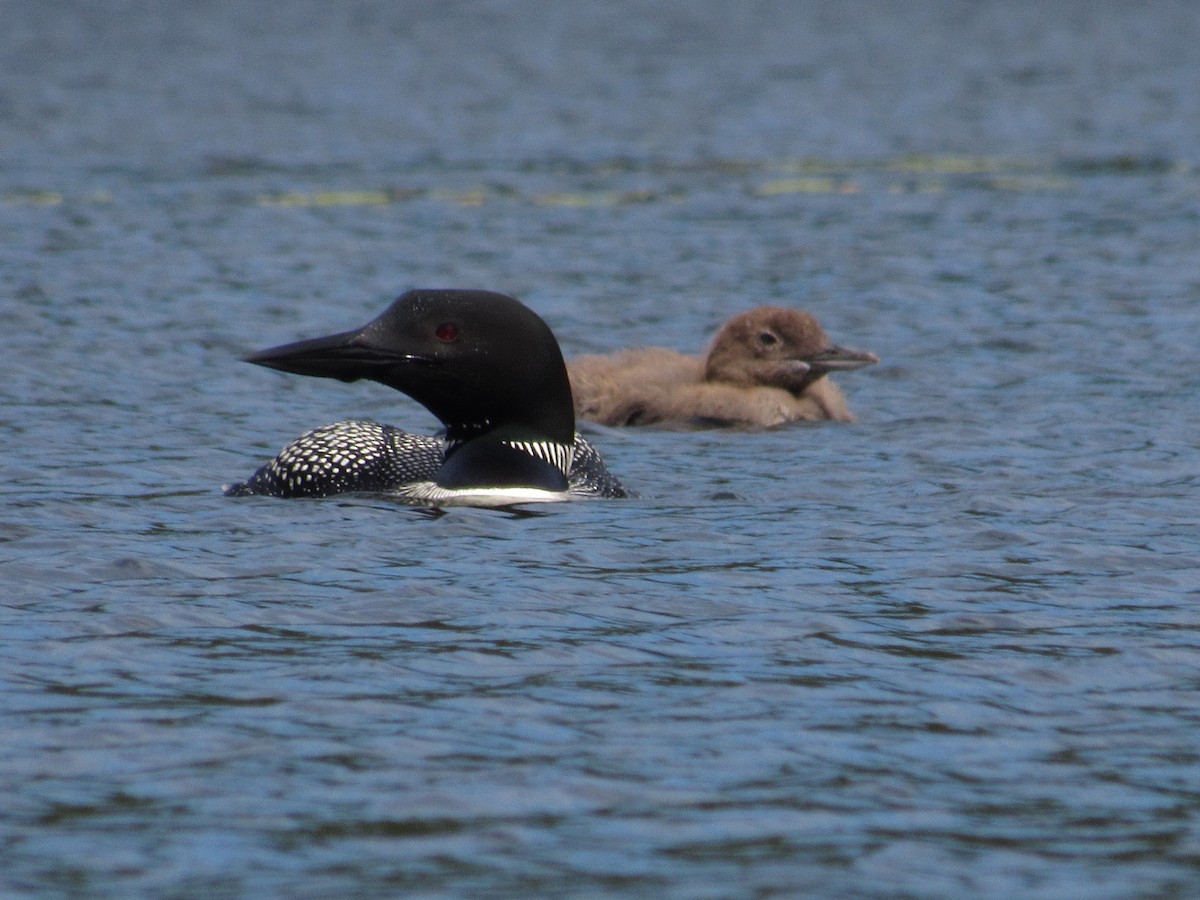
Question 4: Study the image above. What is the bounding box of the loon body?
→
[226,289,626,506]
[569,307,879,428]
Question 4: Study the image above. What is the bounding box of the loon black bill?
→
[244,329,426,384]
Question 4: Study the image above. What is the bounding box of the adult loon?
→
[568,306,879,428]
[226,289,626,505]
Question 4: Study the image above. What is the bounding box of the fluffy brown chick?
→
[569,306,878,427]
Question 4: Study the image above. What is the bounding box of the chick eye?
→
[435,322,459,342]
[758,331,778,346]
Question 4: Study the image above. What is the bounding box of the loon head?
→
[702,306,879,393]
[245,289,577,448]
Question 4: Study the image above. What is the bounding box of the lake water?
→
[3,1,1200,896]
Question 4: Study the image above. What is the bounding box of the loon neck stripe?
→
[501,439,574,477]
[444,434,575,479]
[435,434,571,492]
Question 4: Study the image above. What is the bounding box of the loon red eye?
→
[435,322,459,342]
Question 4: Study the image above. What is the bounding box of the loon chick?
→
[226,289,626,505]
[569,306,879,428]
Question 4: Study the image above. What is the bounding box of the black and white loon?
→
[226,289,626,506]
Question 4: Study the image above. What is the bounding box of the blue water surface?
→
[3,2,1200,896]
